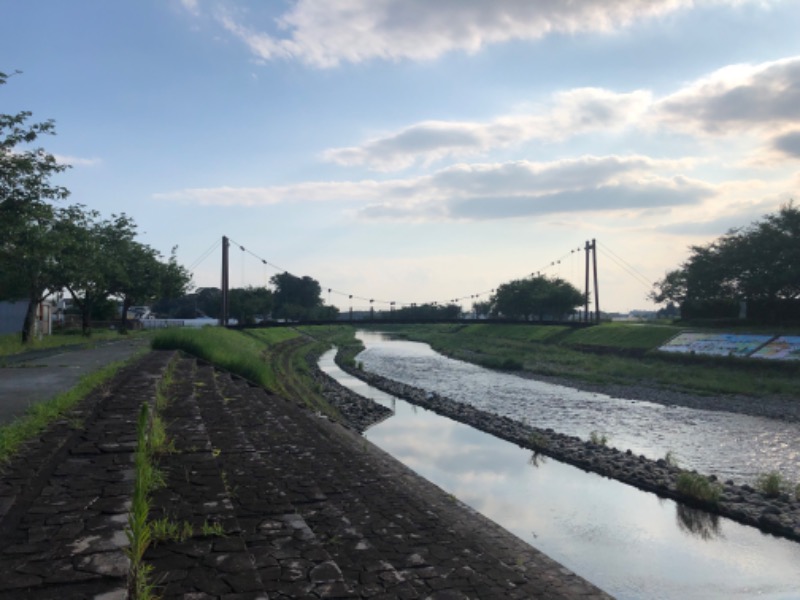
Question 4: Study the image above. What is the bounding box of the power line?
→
[223,236,592,309]
[189,239,221,271]
[597,243,652,290]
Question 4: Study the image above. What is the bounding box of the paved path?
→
[0,348,613,599]
[0,337,150,425]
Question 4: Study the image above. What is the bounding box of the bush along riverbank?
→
[328,350,800,543]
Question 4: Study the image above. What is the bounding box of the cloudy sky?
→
[3,0,799,313]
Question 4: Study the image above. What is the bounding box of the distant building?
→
[0,300,54,336]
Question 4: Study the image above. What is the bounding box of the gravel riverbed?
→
[312,350,800,544]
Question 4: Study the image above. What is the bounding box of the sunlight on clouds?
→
[657,57,800,130]
[155,155,716,222]
[207,0,727,68]
[323,89,652,171]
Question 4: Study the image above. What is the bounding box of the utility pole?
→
[592,238,600,324]
[584,240,591,322]
[221,235,229,327]
[583,239,600,323]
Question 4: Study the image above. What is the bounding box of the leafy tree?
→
[229,286,273,325]
[0,71,70,341]
[270,272,323,320]
[54,206,138,335]
[651,203,800,320]
[114,244,192,331]
[490,275,583,321]
[472,300,492,318]
[390,303,460,320]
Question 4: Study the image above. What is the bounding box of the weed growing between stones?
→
[676,472,722,504]
[756,471,785,497]
[201,521,226,537]
[664,451,679,468]
[126,403,157,599]
[150,517,219,545]
[528,431,548,450]
[589,430,609,446]
[126,355,180,599]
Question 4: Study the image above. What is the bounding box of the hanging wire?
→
[189,239,222,271]
[597,242,652,290]
[225,236,591,309]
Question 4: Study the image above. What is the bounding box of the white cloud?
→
[155,154,714,221]
[323,55,800,172]
[323,89,652,170]
[208,0,744,68]
[54,155,102,167]
[655,56,800,135]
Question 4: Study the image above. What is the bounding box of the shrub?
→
[756,471,784,498]
[676,472,722,504]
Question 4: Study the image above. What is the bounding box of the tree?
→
[54,206,138,335]
[390,303,460,320]
[490,276,583,321]
[651,203,800,320]
[229,286,273,325]
[0,71,71,342]
[113,244,192,331]
[270,272,323,320]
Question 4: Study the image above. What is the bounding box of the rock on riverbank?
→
[320,352,800,544]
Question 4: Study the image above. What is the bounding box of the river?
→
[352,331,800,485]
[317,331,800,599]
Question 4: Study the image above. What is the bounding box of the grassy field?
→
[360,322,800,398]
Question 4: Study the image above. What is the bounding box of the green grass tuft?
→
[676,472,722,504]
[756,471,785,497]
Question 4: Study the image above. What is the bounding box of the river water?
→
[353,331,800,485]
[318,336,800,599]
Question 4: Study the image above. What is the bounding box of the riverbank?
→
[0,345,611,598]
[326,349,800,544]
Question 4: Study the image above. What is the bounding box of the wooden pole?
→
[592,239,600,323]
[221,236,229,326]
[584,240,590,322]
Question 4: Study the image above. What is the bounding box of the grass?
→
[152,326,300,391]
[675,472,722,504]
[563,322,682,349]
[589,430,609,446]
[126,403,157,600]
[0,354,143,463]
[664,451,680,468]
[756,471,786,498]
[0,329,151,359]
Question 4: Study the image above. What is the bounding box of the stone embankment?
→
[331,355,800,544]
[0,350,611,599]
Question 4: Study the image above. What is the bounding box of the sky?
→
[2,0,799,314]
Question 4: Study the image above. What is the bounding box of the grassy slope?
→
[151,325,358,412]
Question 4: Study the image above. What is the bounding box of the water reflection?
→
[528,450,547,468]
[354,331,800,485]
[319,348,800,600]
[677,505,723,541]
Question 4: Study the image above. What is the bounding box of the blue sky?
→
[3,0,799,313]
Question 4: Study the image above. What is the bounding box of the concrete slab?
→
[0,337,150,425]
